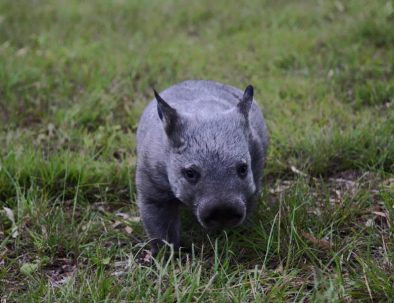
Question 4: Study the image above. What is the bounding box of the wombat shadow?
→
[176,200,280,268]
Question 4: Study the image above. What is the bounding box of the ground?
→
[0,0,393,302]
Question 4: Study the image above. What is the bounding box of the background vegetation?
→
[0,0,393,301]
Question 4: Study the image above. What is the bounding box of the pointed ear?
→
[237,85,254,119]
[153,89,184,148]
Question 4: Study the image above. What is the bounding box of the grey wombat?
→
[136,80,268,254]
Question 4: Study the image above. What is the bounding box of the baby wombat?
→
[136,80,268,254]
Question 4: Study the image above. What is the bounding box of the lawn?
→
[0,0,393,301]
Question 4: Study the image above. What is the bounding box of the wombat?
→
[136,80,268,254]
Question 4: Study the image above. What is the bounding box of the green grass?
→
[1,0,393,301]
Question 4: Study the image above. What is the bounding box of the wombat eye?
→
[237,163,248,178]
[182,168,200,183]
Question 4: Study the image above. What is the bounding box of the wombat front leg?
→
[139,198,180,255]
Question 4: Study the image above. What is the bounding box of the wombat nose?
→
[199,202,245,229]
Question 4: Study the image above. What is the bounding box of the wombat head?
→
[154,86,257,229]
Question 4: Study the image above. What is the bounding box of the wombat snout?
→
[198,200,245,229]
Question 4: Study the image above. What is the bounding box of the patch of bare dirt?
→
[43,258,77,287]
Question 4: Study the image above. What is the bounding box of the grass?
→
[0,0,393,301]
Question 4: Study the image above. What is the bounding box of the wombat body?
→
[136,80,268,253]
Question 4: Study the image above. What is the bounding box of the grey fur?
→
[136,80,268,254]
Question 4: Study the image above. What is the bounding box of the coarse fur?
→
[136,80,268,254]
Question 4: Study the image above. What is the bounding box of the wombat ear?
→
[153,89,184,147]
[237,85,254,119]
[154,89,174,121]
